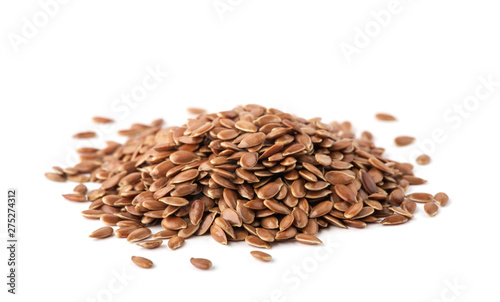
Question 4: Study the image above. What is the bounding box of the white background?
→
[1,1,500,302]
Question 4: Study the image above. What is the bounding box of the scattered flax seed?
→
[167,236,185,250]
[250,251,272,262]
[73,183,87,195]
[187,107,206,115]
[115,226,140,238]
[434,192,449,207]
[190,258,212,270]
[73,131,96,139]
[407,193,434,203]
[62,194,86,202]
[295,234,323,245]
[401,200,417,214]
[245,235,270,249]
[389,207,414,219]
[131,256,153,269]
[136,239,163,249]
[127,228,152,242]
[52,166,65,175]
[416,154,431,165]
[402,175,428,185]
[395,136,415,147]
[381,215,409,225]
[92,116,114,124]
[424,202,439,216]
[150,118,164,127]
[89,226,114,239]
[361,131,373,141]
[45,172,66,182]
[100,214,122,226]
[375,113,397,121]
[81,210,105,219]
[152,229,178,239]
